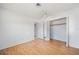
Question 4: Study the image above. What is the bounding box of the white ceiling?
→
[1,3,79,19]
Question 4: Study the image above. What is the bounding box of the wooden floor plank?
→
[0,39,79,55]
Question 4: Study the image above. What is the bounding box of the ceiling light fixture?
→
[36,3,41,6]
[36,3,48,18]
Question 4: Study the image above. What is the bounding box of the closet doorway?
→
[50,17,69,47]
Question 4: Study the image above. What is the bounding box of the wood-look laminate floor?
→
[0,39,79,55]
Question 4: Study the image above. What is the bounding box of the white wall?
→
[46,7,79,48]
[0,9,35,50]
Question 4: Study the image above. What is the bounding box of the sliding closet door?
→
[50,18,66,42]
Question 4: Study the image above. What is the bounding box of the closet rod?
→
[50,23,66,26]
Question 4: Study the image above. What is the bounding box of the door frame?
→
[34,23,37,40]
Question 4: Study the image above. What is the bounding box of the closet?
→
[50,17,66,42]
